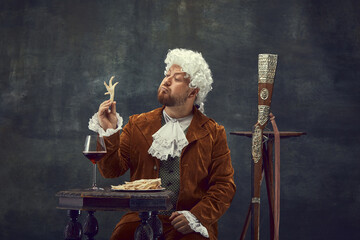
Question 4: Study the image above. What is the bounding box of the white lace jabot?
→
[148,110,193,161]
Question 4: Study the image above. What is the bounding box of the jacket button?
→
[153,165,157,170]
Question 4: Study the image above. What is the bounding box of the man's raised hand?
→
[98,100,117,130]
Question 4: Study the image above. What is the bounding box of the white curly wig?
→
[164,48,213,113]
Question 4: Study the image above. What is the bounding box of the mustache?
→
[159,85,170,92]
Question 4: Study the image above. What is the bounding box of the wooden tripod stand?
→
[230,131,305,240]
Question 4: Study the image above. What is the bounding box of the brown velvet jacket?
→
[98,106,236,239]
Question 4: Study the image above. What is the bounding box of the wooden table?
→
[56,188,173,240]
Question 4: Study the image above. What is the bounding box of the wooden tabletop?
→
[56,188,174,212]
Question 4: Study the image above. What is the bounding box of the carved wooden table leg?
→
[149,211,163,240]
[84,211,99,240]
[134,211,153,240]
[65,210,82,240]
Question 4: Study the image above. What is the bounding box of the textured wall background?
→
[0,0,359,239]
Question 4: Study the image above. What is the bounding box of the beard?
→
[157,88,188,107]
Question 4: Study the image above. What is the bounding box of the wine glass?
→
[83,134,107,190]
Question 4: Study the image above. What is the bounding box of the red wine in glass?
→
[83,151,106,164]
[83,135,107,190]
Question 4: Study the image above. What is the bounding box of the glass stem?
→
[92,163,97,188]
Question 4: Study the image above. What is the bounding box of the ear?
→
[188,88,199,98]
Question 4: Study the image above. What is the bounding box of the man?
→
[89,48,236,239]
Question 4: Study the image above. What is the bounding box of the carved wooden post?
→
[134,211,153,240]
[64,210,82,240]
[84,211,99,240]
[148,211,163,240]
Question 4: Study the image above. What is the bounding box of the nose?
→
[164,76,172,86]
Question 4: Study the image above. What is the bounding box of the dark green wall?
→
[0,0,359,239]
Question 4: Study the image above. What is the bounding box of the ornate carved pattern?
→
[260,88,269,100]
[252,125,262,163]
[258,54,278,84]
[258,105,270,126]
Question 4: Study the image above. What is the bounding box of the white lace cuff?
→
[88,112,123,137]
[177,210,209,238]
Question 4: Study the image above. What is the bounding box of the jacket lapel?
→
[134,107,163,148]
[186,107,209,144]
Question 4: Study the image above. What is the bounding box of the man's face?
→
[157,64,191,107]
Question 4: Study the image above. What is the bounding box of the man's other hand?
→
[169,212,193,235]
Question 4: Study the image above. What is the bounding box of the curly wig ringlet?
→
[164,48,213,112]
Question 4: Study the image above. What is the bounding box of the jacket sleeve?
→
[97,117,133,178]
[190,124,236,228]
